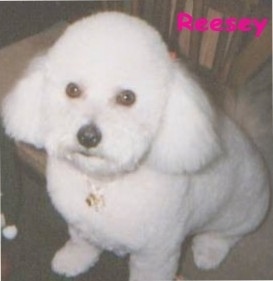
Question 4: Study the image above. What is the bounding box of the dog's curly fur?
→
[2,12,270,280]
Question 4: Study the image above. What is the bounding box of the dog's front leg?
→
[51,226,101,277]
[129,246,181,281]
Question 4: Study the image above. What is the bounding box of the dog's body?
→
[47,112,268,279]
[2,12,269,280]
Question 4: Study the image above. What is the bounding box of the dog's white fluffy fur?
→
[2,12,270,280]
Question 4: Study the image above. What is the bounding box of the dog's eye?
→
[116,90,136,106]
[66,83,82,98]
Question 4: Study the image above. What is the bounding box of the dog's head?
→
[2,12,220,177]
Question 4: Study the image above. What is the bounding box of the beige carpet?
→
[0,22,272,280]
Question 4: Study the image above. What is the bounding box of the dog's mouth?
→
[63,148,108,167]
[69,147,108,162]
[63,148,130,177]
[78,150,93,157]
[74,150,105,160]
[60,145,139,177]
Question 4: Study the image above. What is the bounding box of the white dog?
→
[2,12,270,281]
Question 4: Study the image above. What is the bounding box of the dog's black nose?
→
[77,123,102,148]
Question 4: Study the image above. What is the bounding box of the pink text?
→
[177,12,268,37]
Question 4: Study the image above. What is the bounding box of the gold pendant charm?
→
[85,192,105,211]
[84,175,105,211]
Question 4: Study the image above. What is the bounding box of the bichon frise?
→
[2,12,270,281]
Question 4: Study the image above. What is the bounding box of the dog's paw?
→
[51,240,100,277]
[192,233,234,270]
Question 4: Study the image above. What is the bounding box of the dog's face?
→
[36,13,173,176]
[2,12,220,176]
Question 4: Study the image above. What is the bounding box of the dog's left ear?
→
[148,66,221,174]
[2,56,46,148]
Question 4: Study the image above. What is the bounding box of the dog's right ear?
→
[2,56,46,148]
[148,65,221,174]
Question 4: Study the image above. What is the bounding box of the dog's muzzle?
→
[77,123,102,149]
